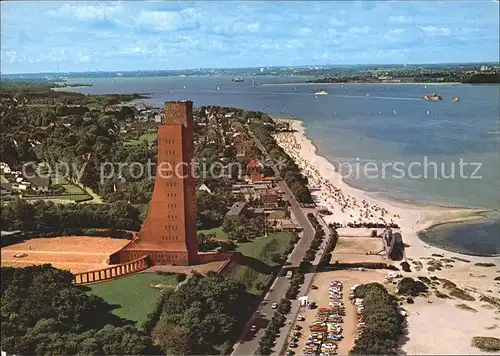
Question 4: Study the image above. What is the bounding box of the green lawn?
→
[24,194,92,202]
[61,183,86,194]
[140,133,157,144]
[269,210,286,219]
[236,232,293,264]
[198,226,229,240]
[124,133,158,146]
[87,273,178,326]
[51,176,89,195]
[230,232,294,295]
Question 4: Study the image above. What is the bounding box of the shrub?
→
[400,261,411,272]
[350,283,403,355]
[474,262,496,267]
[397,277,428,296]
[471,336,500,352]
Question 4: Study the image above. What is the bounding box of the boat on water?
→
[232,77,244,82]
[452,97,460,103]
[315,89,328,96]
[424,93,443,101]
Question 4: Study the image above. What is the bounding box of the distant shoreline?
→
[262,82,462,87]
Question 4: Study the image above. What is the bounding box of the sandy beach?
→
[273,118,500,354]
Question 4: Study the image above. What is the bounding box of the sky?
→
[1,1,499,74]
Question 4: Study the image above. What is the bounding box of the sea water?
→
[62,76,500,254]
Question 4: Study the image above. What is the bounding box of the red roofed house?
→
[247,159,264,182]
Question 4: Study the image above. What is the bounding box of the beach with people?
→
[273,118,500,354]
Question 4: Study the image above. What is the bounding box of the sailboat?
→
[217,85,221,91]
[426,110,430,115]
[183,85,186,89]
[393,110,397,115]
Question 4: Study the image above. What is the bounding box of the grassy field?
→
[198,226,229,240]
[236,232,292,263]
[230,232,294,295]
[24,194,92,203]
[47,176,91,201]
[124,133,158,146]
[87,273,178,325]
[268,210,286,219]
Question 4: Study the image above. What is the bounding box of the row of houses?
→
[1,162,52,196]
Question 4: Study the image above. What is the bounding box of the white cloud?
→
[420,26,451,36]
[135,8,201,32]
[77,54,91,63]
[388,15,412,24]
[3,51,18,63]
[47,3,123,21]
[246,22,261,33]
[298,27,313,36]
[284,39,306,49]
[210,19,261,36]
[388,29,406,35]
[348,26,371,35]
[386,29,406,36]
[312,52,330,60]
[330,17,346,26]
[384,28,407,41]
[121,45,149,55]
[232,22,261,34]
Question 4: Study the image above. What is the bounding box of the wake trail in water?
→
[198,89,421,101]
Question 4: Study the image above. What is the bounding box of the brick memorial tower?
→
[111,101,198,265]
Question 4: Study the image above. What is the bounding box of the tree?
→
[152,321,193,355]
[1,265,158,356]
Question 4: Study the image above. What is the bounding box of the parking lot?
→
[285,269,386,355]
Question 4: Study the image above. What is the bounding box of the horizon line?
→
[1,61,499,76]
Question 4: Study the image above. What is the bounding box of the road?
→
[232,127,316,356]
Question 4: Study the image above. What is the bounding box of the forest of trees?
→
[1,266,255,356]
[151,273,252,355]
[1,265,159,355]
[1,199,142,233]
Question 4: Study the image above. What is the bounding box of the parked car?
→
[250,325,257,332]
[311,285,318,290]
[297,315,305,321]
[271,303,278,309]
